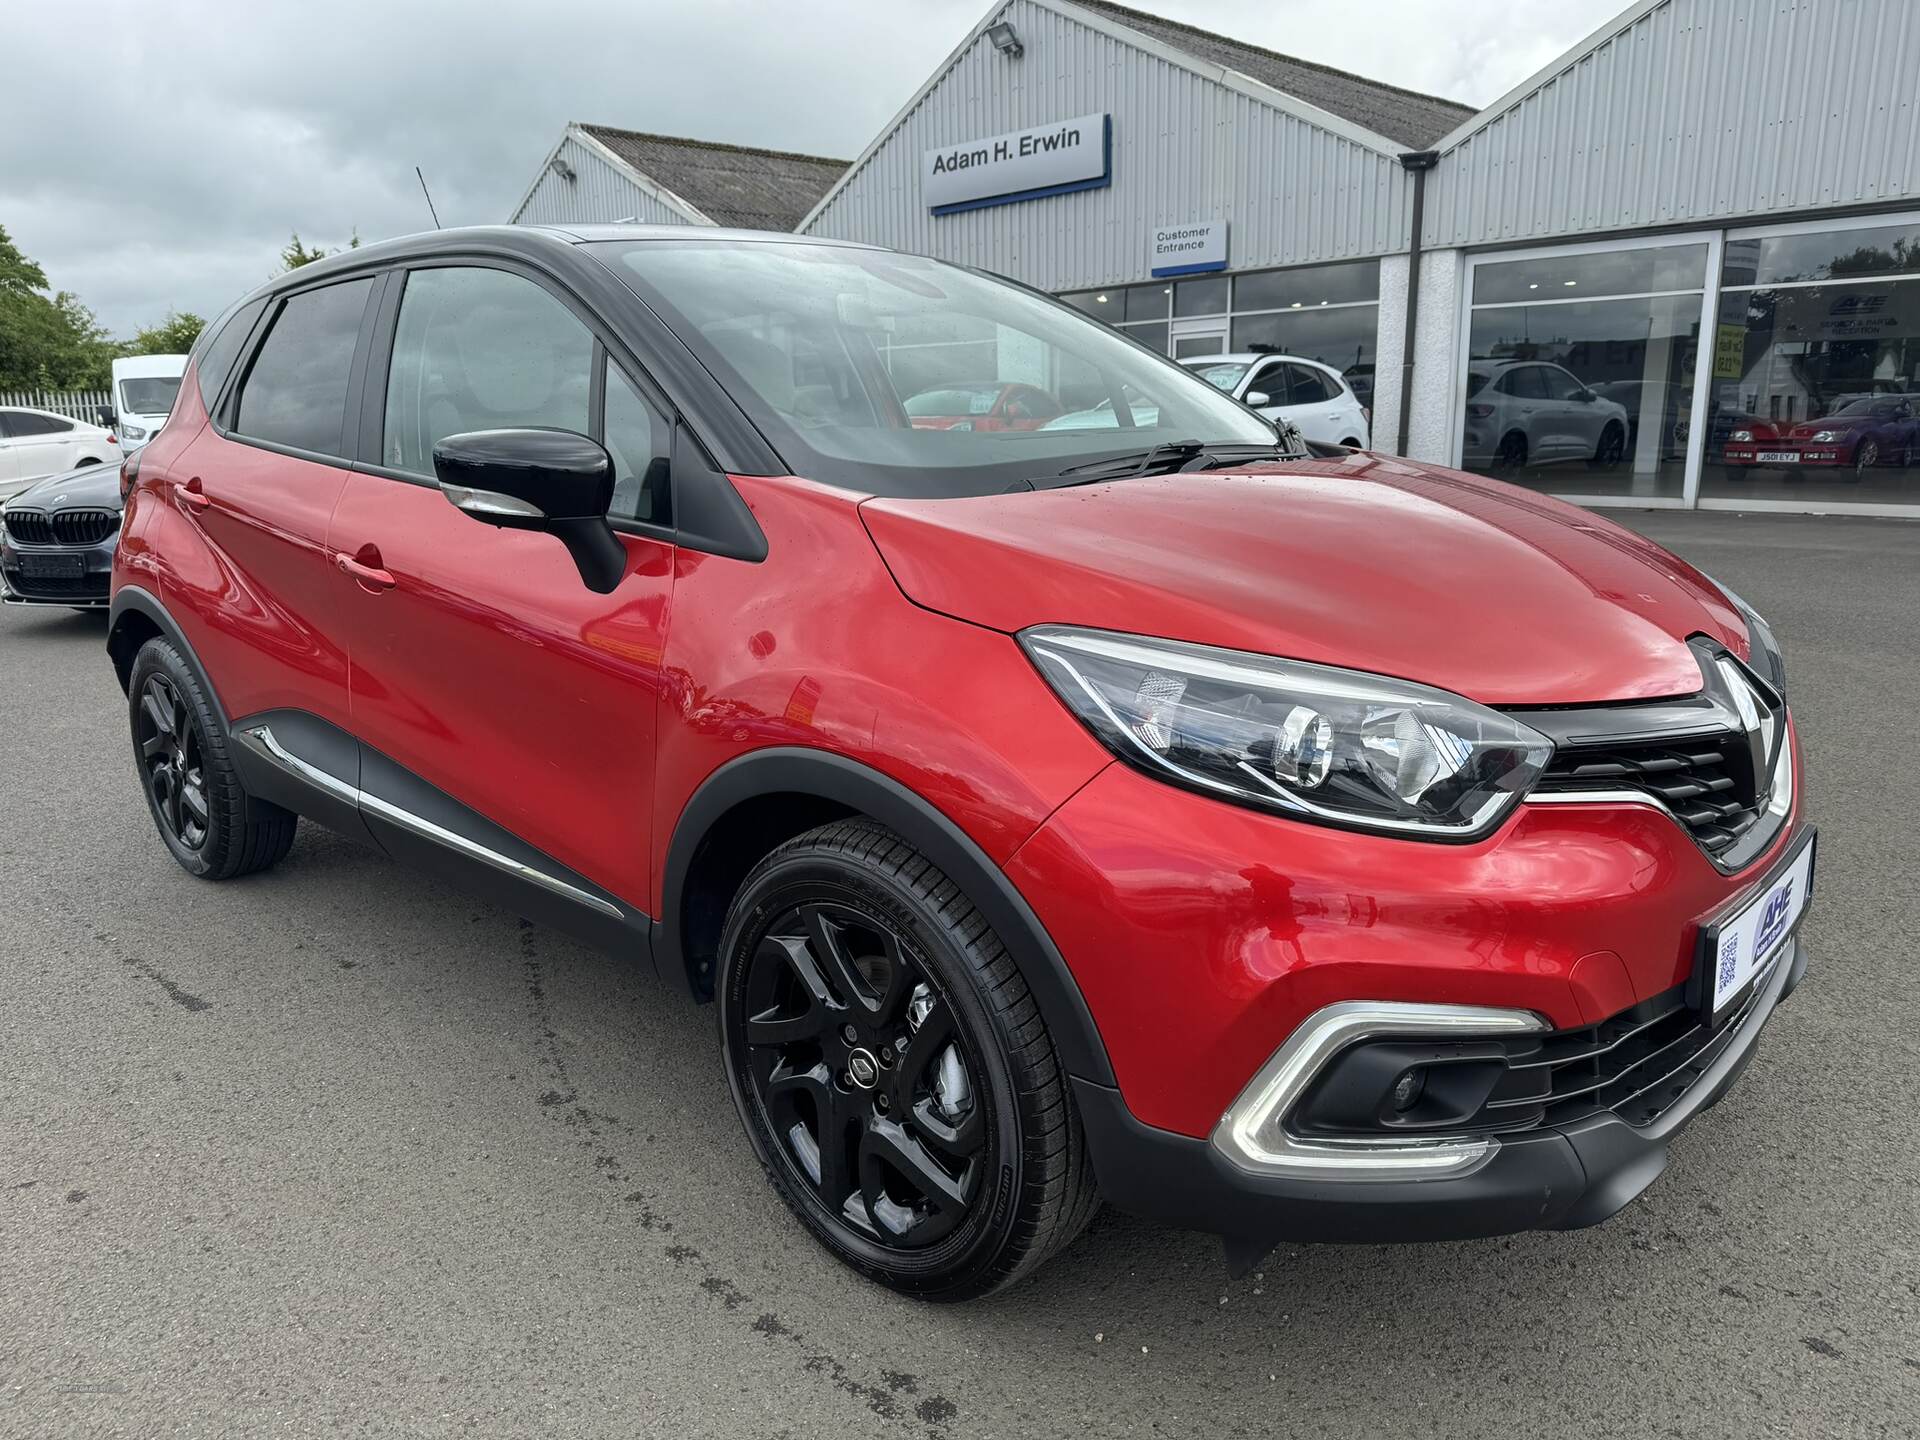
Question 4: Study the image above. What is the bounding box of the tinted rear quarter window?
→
[235,279,373,457]
[194,298,268,412]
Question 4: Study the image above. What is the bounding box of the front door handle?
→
[182,476,210,510]
[335,550,395,592]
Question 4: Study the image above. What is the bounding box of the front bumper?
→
[1074,935,1808,1248]
[0,537,115,607]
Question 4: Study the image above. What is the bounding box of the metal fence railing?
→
[0,389,113,423]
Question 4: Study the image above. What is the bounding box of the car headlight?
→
[1809,429,1839,443]
[121,423,148,442]
[1707,579,1787,695]
[1021,626,1553,839]
[1730,429,1754,442]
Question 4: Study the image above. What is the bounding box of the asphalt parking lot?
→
[2,510,1916,1439]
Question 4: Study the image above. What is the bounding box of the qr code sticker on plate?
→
[1717,932,1740,992]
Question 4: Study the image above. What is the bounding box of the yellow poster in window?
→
[1713,324,1746,379]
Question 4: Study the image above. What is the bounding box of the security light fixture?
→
[550,157,577,183]
[987,20,1024,57]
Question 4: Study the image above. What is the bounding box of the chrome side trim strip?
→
[236,724,624,921]
[1210,1001,1548,1182]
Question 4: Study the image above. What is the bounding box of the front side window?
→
[382,266,593,476]
[593,239,1277,499]
[235,278,374,457]
[603,365,669,525]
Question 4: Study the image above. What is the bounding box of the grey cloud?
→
[2,0,1617,336]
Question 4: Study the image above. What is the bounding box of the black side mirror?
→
[96,404,116,428]
[432,428,626,594]
[1573,389,1597,403]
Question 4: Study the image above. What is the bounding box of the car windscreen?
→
[1184,361,1249,393]
[590,239,1279,498]
[119,376,182,416]
[1832,397,1897,416]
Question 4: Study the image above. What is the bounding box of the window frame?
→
[353,255,683,546]
[217,270,385,466]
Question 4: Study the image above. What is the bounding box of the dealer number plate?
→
[1698,829,1815,1026]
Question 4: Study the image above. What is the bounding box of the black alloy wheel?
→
[740,899,984,1250]
[137,672,210,852]
[718,820,1098,1299]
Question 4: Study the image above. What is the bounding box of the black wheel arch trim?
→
[660,746,1117,1089]
[108,586,228,724]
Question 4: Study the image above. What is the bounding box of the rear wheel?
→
[1492,431,1528,475]
[718,820,1097,1300]
[128,638,297,879]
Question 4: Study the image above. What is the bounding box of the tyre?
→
[717,819,1098,1300]
[1492,431,1527,474]
[128,637,297,879]
[1589,421,1626,469]
[1338,437,1361,449]
[1850,437,1879,482]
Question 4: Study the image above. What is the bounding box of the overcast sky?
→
[3,0,1624,337]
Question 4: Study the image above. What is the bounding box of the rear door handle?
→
[335,552,395,591]
[182,476,210,510]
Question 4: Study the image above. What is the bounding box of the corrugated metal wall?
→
[801,0,1412,289]
[1427,0,1920,249]
[513,133,701,227]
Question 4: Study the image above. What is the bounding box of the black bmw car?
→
[0,462,122,610]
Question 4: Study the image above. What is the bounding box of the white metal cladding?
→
[801,0,1412,290]
[512,133,701,227]
[1426,0,1920,249]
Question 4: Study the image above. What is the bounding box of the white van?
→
[106,354,189,451]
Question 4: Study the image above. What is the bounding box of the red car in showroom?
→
[109,227,1811,1299]
[1721,393,1918,476]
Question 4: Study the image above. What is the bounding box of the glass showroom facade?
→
[1059,258,1382,409]
[1456,211,1920,513]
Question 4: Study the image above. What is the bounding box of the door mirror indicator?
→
[1244,391,1270,409]
[432,428,626,594]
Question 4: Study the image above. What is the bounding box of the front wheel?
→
[1850,437,1880,481]
[717,820,1098,1300]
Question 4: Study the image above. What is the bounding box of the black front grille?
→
[3,570,108,601]
[1537,735,1763,854]
[4,508,119,547]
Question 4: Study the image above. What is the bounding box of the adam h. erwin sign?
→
[924,113,1111,214]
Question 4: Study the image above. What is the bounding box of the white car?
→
[1461,359,1630,472]
[0,407,121,497]
[1181,353,1372,448]
[107,353,188,452]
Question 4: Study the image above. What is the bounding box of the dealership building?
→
[516,0,1920,517]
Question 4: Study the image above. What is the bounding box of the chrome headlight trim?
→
[1211,1001,1548,1182]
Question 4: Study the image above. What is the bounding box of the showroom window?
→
[1458,243,1708,500]
[1058,258,1380,402]
[1701,217,1920,508]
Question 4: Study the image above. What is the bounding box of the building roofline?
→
[798,0,1430,233]
[1080,0,1474,125]
[1429,0,1669,153]
[509,123,717,226]
[577,123,849,170]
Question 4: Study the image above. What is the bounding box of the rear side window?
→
[234,279,374,457]
[194,297,267,412]
[381,266,593,476]
[2,411,72,436]
[1286,366,1335,405]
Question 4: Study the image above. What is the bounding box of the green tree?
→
[131,311,206,355]
[279,228,361,273]
[0,224,117,389]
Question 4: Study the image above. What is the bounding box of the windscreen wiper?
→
[1032,438,1301,489]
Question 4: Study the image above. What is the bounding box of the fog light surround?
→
[1211,1001,1547,1182]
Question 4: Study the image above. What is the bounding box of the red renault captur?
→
[110,227,1812,1299]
